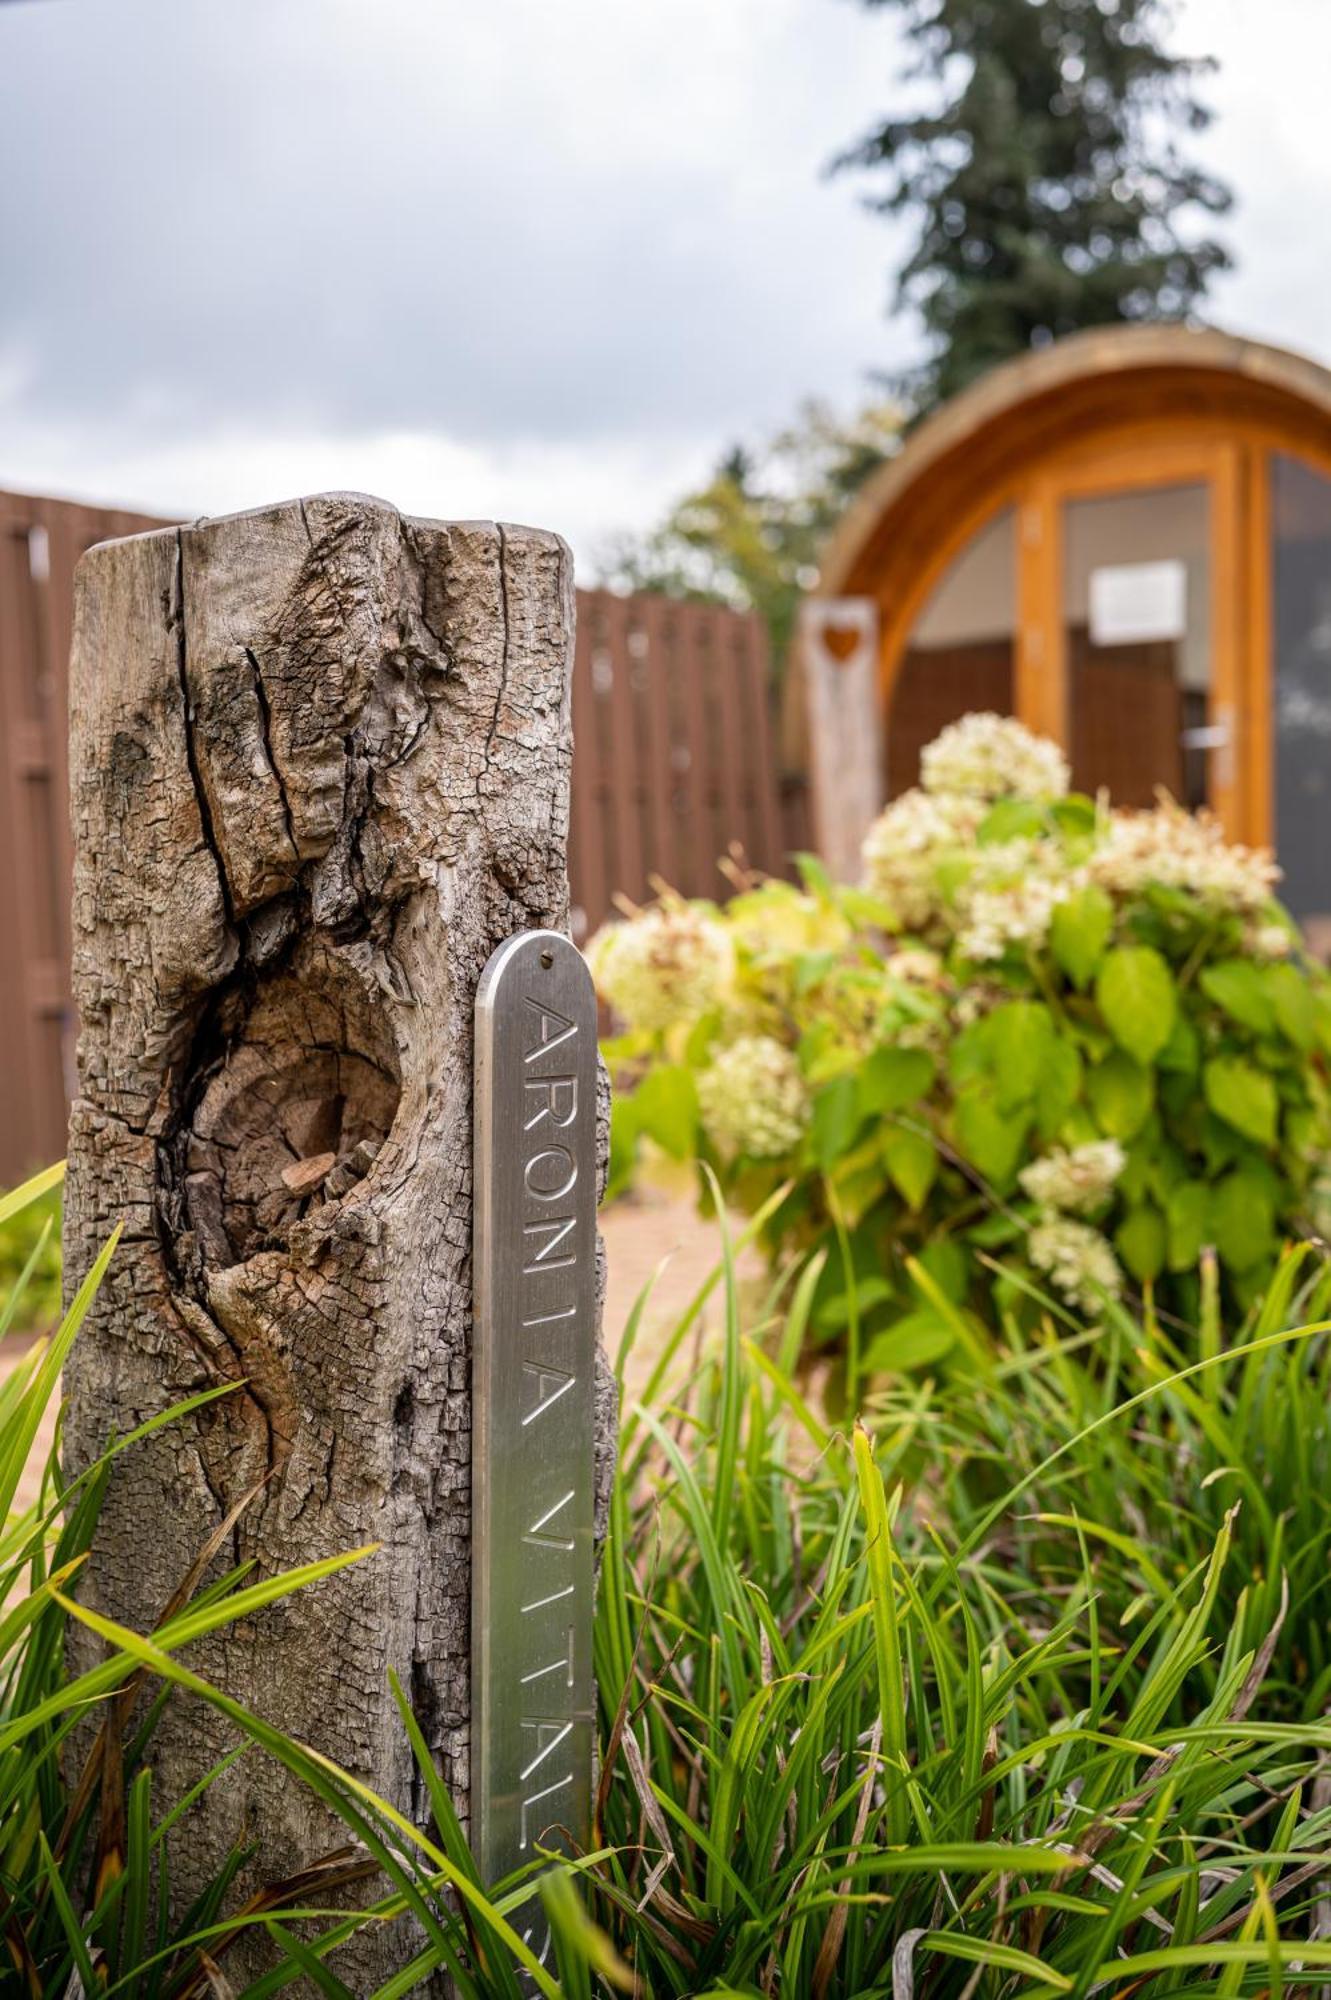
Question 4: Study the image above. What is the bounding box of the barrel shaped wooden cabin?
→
[803,326,1331,938]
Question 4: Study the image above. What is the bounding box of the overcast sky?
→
[1,0,1329,569]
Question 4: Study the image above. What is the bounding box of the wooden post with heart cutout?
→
[801,596,884,882]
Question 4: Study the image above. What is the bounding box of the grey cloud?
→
[0,0,904,453]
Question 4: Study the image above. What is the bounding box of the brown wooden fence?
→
[0,491,166,1177]
[569,587,795,935]
[0,490,801,1183]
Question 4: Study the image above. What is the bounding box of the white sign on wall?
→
[1088,559,1187,647]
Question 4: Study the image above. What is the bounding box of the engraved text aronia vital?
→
[472,931,598,1967]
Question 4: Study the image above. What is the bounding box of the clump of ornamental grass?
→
[581,1204,1331,1996]
[0,1168,62,1336]
[593,712,1331,1400]
[0,1164,600,2000]
[15,1158,1331,1994]
[885,1235,1331,1731]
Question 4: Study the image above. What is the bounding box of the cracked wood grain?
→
[62,493,616,1991]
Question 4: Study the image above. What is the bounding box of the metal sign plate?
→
[472,929,598,1956]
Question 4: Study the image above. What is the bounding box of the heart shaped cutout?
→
[819,621,866,665]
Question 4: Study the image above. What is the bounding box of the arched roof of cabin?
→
[817,324,1331,602]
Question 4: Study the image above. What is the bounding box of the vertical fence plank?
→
[637,591,682,892]
[0,502,36,1172]
[600,590,648,905]
[568,588,604,942]
[711,605,752,875]
[740,616,785,874]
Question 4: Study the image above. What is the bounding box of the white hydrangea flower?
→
[886,947,947,987]
[696,1035,808,1158]
[956,874,1067,963]
[953,982,1003,1027]
[952,838,1074,962]
[921,712,1070,803]
[1028,1216,1124,1313]
[588,902,733,1032]
[1247,921,1294,960]
[1089,801,1280,914]
[860,788,983,929]
[1020,1141,1126,1215]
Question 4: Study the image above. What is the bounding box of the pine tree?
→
[836,0,1232,411]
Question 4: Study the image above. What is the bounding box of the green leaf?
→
[852,1427,909,1845]
[1157,1010,1200,1076]
[862,1309,956,1373]
[827,1138,890,1228]
[1211,1168,1276,1272]
[816,1276,894,1332]
[952,1085,1027,1189]
[792,851,834,898]
[985,1001,1054,1104]
[860,1045,936,1115]
[1035,1036,1083,1138]
[1051,793,1098,837]
[1049,885,1114,989]
[629,1063,699,1160]
[912,1236,970,1303]
[1203,1054,1279,1147]
[1265,960,1317,1050]
[1166,1181,1211,1271]
[1087,1051,1155,1140]
[261,1921,358,1998]
[606,1096,639,1200]
[1115,1205,1166,1283]
[977,797,1047,844]
[882,1125,937,1212]
[810,1074,863,1170]
[0,1159,65,1229]
[1199,958,1276,1035]
[837,885,901,929]
[1095,945,1176,1064]
[794,949,839,995]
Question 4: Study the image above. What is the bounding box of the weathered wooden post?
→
[801,596,883,883]
[62,495,613,1984]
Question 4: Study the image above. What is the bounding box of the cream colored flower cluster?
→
[1027,1215,1124,1313]
[1246,921,1295,961]
[1088,799,1279,913]
[1020,1140,1126,1216]
[920,711,1070,803]
[860,788,985,931]
[863,716,1287,957]
[589,901,733,1033]
[886,947,947,986]
[696,1035,809,1159]
[862,715,1070,946]
[953,838,1072,963]
[1022,1140,1127,1312]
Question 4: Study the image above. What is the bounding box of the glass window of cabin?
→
[886,506,1016,796]
[1062,482,1211,809]
[1271,452,1331,943]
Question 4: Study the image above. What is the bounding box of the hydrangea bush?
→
[593,714,1331,1381]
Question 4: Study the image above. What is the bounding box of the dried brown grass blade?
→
[810,1717,882,2000]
